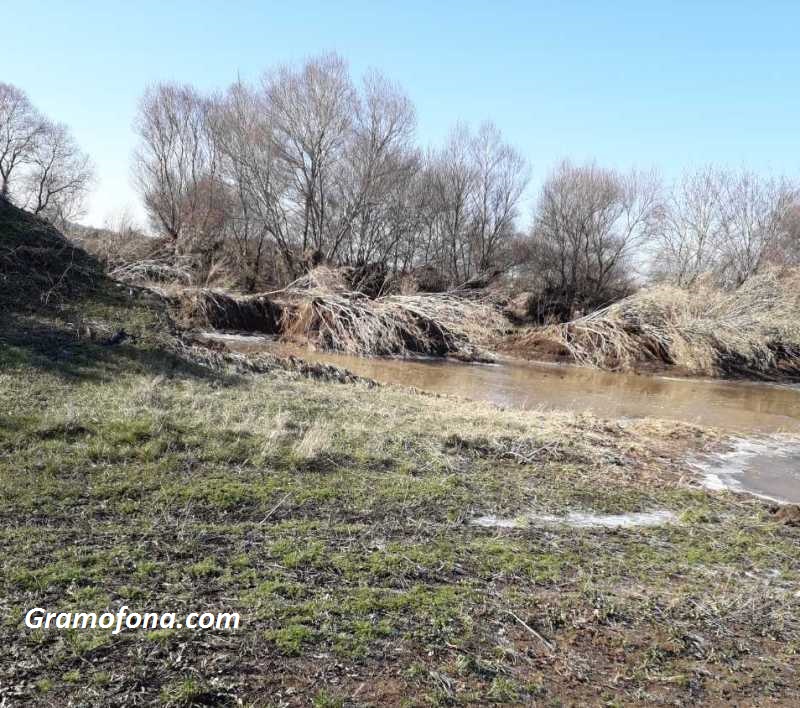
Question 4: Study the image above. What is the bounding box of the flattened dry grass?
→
[173,288,283,333]
[167,264,510,361]
[515,269,800,379]
[280,291,506,361]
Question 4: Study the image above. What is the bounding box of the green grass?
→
[1,354,799,706]
[2,201,799,704]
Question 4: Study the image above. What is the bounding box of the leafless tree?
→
[20,121,94,226]
[650,167,722,286]
[652,168,798,287]
[415,122,528,284]
[132,83,224,259]
[771,203,800,268]
[209,82,294,287]
[467,121,529,274]
[530,161,661,309]
[426,125,477,282]
[338,70,419,269]
[132,56,530,289]
[209,57,422,285]
[264,52,355,261]
[714,170,797,285]
[0,82,46,200]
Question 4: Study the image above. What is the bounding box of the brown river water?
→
[203,333,800,504]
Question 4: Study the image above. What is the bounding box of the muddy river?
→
[205,333,800,504]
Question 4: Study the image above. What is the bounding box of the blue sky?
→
[4,1,799,226]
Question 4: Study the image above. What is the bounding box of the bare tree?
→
[652,168,798,286]
[264,52,355,261]
[770,203,800,268]
[0,82,46,200]
[339,70,419,269]
[416,123,529,285]
[715,170,796,285]
[209,81,294,287]
[650,167,723,286]
[467,121,529,274]
[530,161,661,310]
[20,121,94,226]
[212,55,423,283]
[132,83,223,257]
[427,125,476,283]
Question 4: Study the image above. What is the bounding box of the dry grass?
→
[109,257,193,285]
[280,291,504,361]
[287,265,351,293]
[166,264,509,361]
[382,293,509,346]
[275,265,509,360]
[293,420,336,459]
[174,288,283,333]
[518,269,800,378]
[274,266,509,359]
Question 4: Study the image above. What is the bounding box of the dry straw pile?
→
[175,288,283,334]
[528,269,800,378]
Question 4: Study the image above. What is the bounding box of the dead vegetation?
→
[168,266,511,361]
[280,292,503,361]
[510,269,800,378]
[108,257,193,285]
[174,288,283,333]
[0,200,101,308]
[176,335,378,385]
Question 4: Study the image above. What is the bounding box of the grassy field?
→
[2,347,799,706]
[2,202,800,705]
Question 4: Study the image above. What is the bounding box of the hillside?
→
[0,198,180,377]
[0,201,386,390]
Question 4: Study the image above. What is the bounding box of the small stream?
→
[204,333,800,504]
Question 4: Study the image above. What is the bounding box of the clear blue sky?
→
[4,1,799,226]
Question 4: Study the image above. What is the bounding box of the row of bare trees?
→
[0,83,94,225]
[132,53,530,290]
[132,55,800,300]
[7,65,794,309]
[518,162,800,317]
[650,168,798,287]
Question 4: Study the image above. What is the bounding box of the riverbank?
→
[501,274,800,382]
[3,336,800,704]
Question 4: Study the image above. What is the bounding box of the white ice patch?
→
[689,436,800,504]
[472,509,676,529]
[532,510,676,528]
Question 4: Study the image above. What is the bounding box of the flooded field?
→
[205,333,800,502]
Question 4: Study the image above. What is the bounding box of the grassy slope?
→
[1,203,799,706]
[0,199,199,380]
